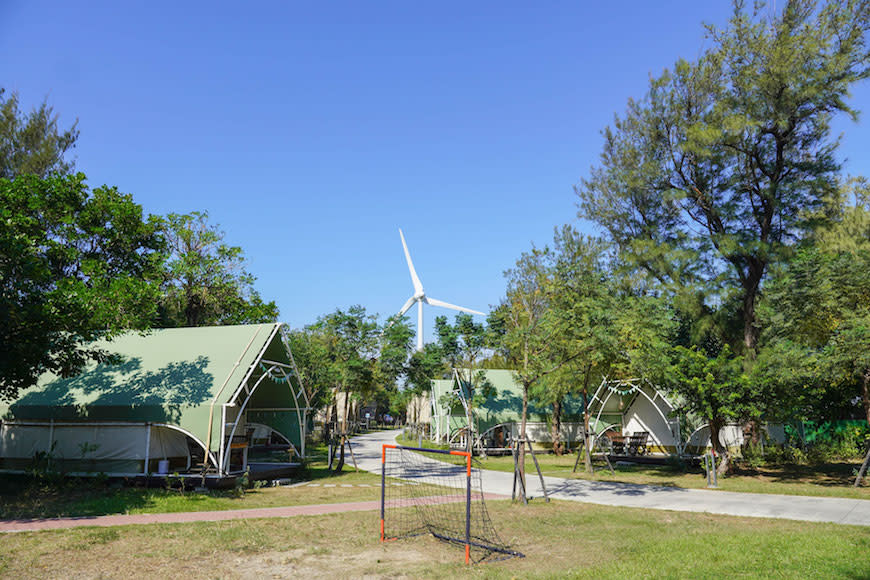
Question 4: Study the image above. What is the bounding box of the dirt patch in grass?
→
[236,543,454,580]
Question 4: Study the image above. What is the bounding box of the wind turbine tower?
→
[396,229,484,351]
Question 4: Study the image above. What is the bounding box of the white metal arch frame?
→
[588,377,683,455]
[219,325,312,475]
[152,422,219,471]
[474,422,517,452]
[448,368,481,448]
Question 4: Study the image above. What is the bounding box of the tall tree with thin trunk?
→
[577,0,870,357]
[0,89,78,179]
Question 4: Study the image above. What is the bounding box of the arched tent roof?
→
[587,377,682,454]
[0,323,308,455]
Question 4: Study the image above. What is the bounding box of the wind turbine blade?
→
[399,228,424,294]
[424,296,484,316]
[397,296,417,317]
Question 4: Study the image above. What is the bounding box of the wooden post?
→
[855,440,870,487]
[526,438,549,503]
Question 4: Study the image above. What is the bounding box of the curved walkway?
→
[352,429,870,527]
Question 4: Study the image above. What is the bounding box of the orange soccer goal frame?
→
[380,444,473,564]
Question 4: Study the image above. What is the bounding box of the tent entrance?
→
[588,377,682,456]
[217,329,310,477]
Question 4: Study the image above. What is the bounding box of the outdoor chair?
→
[603,430,626,455]
[626,431,650,456]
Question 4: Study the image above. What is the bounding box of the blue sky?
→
[2,1,868,341]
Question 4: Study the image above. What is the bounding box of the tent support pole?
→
[144,423,151,475]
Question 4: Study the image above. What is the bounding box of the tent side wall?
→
[0,422,190,475]
[622,393,680,454]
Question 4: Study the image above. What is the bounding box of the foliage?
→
[155,211,279,327]
[0,173,163,400]
[666,344,754,472]
[304,305,380,471]
[0,88,79,179]
[493,226,673,471]
[577,0,870,354]
[405,343,448,392]
[761,240,870,427]
[433,313,495,451]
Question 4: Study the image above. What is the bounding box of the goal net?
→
[380,444,522,564]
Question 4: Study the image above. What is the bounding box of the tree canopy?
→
[156,212,279,327]
[0,89,79,179]
[577,0,870,355]
[0,174,163,400]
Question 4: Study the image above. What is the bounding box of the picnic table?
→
[602,430,649,456]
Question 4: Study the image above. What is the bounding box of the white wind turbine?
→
[396,228,484,351]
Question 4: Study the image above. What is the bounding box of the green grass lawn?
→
[0,499,867,578]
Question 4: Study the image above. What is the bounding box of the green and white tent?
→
[430,369,586,448]
[0,323,310,480]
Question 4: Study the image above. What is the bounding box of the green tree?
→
[667,345,754,474]
[376,315,415,421]
[0,89,79,179]
[434,313,492,453]
[763,247,870,427]
[311,305,379,472]
[494,245,554,489]
[546,231,630,472]
[156,212,278,327]
[577,0,870,356]
[0,174,163,400]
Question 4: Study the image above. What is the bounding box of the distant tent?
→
[0,323,310,483]
[430,369,585,449]
[587,377,682,455]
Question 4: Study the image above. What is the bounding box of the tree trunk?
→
[855,441,870,487]
[518,382,529,496]
[324,402,334,444]
[709,417,730,476]
[551,399,563,456]
[741,266,763,358]
[335,390,351,473]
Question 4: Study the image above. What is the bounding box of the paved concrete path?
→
[352,429,870,527]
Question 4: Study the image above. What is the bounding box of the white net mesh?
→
[381,445,522,563]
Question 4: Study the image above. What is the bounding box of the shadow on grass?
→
[731,462,862,487]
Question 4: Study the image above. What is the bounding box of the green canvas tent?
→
[430,369,586,449]
[0,323,310,482]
